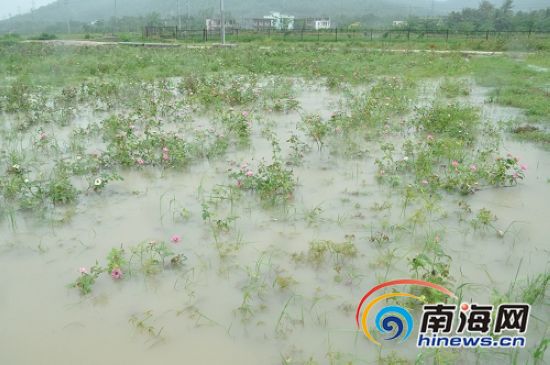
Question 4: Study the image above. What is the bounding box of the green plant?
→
[416,104,479,144]
[409,241,453,303]
[292,239,357,270]
[301,114,331,150]
[286,134,310,166]
[71,263,104,295]
[231,160,296,204]
[129,240,181,275]
[438,78,470,98]
[487,154,526,186]
[220,110,252,142]
[106,247,127,273]
[71,239,186,296]
[46,164,78,204]
[533,338,549,364]
[521,272,549,305]
[34,32,57,40]
[129,310,164,339]
[470,208,497,231]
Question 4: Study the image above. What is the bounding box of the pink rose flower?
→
[111,268,123,280]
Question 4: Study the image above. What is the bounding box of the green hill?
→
[1,0,549,34]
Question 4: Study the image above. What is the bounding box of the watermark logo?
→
[356,279,531,348]
[355,279,456,346]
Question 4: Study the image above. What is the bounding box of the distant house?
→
[206,19,219,31]
[206,18,236,31]
[392,20,408,28]
[311,18,331,30]
[296,17,332,30]
[261,12,295,30]
[250,18,273,30]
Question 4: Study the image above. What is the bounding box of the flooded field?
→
[0,45,548,364]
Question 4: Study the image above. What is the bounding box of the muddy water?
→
[0,82,548,365]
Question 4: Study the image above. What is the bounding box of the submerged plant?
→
[47,164,78,204]
[470,208,497,231]
[70,238,186,295]
[71,263,104,295]
[219,110,253,142]
[292,238,358,272]
[300,114,331,150]
[129,310,165,340]
[231,160,296,204]
[409,237,453,304]
[106,247,127,273]
[416,103,479,144]
[488,154,526,186]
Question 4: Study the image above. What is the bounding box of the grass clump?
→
[71,240,186,295]
[438,78,471,98]
[417,103,479,144]
[231,160,296,205]
[292,239,358,269]
[512,125,550,146]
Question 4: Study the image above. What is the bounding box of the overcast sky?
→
[0,0,457,20]
[0,0,56,20]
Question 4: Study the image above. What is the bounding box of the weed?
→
[533,338,549,365]
[71,263,104,295]
[292,239,357,271]
[71,239,186,295]
[286,133,310,166]
[439,78,471,98]
[231,160,296,204]
[129,310,165,339]
[416,103,479,144]
[300,114,331,150]
[470,208,497,231]
[46,164,78,204]
[409,240,453,303]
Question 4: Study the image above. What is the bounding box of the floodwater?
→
[0,80,548,364]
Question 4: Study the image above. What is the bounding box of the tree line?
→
[1,0,549,35]
[407,1,550,32]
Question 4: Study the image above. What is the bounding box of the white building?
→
[206,18,235,31]
[263,12,295,30]
[392,20,408,28]
[301,17,331,30]
[313,18,331,30]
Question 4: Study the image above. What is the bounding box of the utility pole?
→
[187,0,190,30]
[220,0,225,44]
[65,0,71,34]
[114,0,117,34]
[177,0,182,28]
[31,0,35,34]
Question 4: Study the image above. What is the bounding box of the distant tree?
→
[145,12,162,27]
[501,0,514,15]
[495,0,514,30]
